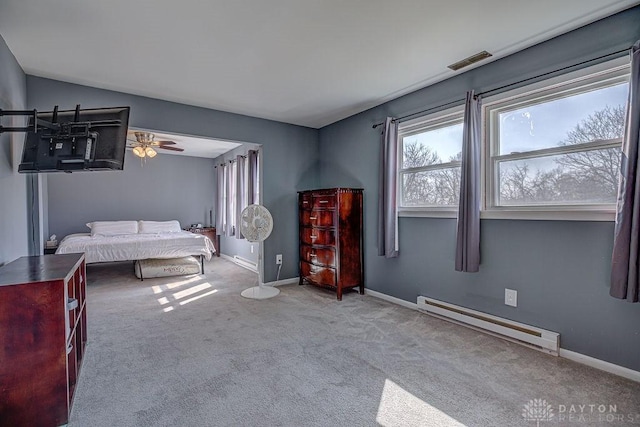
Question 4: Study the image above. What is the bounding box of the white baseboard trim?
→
[219,255,298,287]
[219,254,258,273]
[559,349,640,383]
[263,277,300,287]
[365,289,419,311]
[365,288,640,383]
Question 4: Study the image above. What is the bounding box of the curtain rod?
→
[372,46,631,129]
[214,156,246,168]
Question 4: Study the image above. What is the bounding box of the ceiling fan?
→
[127,131,185,158]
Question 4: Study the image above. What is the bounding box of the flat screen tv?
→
[18,106,130,173]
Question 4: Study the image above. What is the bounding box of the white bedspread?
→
[56,231,215,264]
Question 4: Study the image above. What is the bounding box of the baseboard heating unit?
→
[232,255,258,272]
[417,296,560,355]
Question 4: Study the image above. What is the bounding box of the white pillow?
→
[87,220,138,237]
[138,220,182,234]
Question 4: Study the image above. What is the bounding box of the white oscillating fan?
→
[240,204,280,299]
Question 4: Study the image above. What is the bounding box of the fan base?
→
[241,285,280,300]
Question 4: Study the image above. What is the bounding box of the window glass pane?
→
[498,83,627,155]
[402,122,463,168]
[497,148,620,206]
[402,167,461,207]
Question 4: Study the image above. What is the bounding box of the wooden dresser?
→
[0,253,87,427]
[298,188,364,300]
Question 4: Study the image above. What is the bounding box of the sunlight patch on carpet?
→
[179,289,219,305]
[151,278,219,312]
[173,282,213,300]
[377,379,466,427]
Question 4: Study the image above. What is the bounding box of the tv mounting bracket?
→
[0,107,61,134]
[0,104,123,137]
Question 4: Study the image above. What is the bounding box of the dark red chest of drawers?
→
[0,254,87,426]
[298,188,364,300]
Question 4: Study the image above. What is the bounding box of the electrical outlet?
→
[505,288,518,307]
[276,254,283,265]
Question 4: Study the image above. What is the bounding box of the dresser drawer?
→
[312,194,336,209]
[300,210,335,227]
[299,193,314,209]
[301,246,336,267]
[300,261,336,286]
[301,227,335,246]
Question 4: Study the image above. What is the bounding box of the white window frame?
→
[398,57,629,221]
[483,57,629,221]
[398,106,464,217]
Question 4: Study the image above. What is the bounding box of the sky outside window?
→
[498,82,628,155]
[402,122,463,168]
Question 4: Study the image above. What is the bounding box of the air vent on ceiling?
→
[447,50,493,71]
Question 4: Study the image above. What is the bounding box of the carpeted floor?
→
[69,257,640,427]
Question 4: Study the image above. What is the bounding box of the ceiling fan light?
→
[133,146,146,157]
[145,147,157,158]
[135,131,154,143]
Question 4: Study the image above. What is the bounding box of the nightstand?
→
[184,226,220,257]
[44,245,58,255]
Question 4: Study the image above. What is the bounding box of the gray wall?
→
[0,35,28,265]
[318,7,640,371]
[46,151,215,239]
[26,76,319,281]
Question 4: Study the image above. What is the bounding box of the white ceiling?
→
[127,129,241,159]
[0,0,638,129]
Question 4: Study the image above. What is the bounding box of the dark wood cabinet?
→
[298,188,364,300]
[185,226,220,257]
[0,254,87,427]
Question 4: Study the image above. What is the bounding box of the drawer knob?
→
[319,200,329,204]
[311,235,318,239]
[309,216,317,220]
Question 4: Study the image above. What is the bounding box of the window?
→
[486,64,628,211]
[398,110,464,210]
[217,149,259,235]
[397,57,630,220]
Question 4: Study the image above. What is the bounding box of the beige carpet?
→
[69,257,640,426]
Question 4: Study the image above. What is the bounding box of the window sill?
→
[398,208,616,221]
[482,209,615,222]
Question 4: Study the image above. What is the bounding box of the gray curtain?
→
[235,155,246,240]
[378,117,399,258]
[225,161,235,237]
[247,149,259,205]
[611,41,640,302]
[455,91,482,272]
[215,164,225,236]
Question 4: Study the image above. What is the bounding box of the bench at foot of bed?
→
[134,256,203,280]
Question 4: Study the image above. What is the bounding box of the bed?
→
[55,220,215,267]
